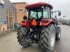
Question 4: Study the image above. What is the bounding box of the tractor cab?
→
[24,2,53,27]
[25,3,53,19]
[22,2,53,29]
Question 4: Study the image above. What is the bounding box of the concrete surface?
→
[0,25,70,52]
[0,29,14,37]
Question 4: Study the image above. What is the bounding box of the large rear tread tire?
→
[38,24,56,52]
[17,27,31,48]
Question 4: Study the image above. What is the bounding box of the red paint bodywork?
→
[25,2,53,9]
[21,20,30,29]
[21,19,54,29]
[40,18,55,26]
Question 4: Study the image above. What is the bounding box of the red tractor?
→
[17,2,61,52]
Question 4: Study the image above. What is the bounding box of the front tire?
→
[38,24,56,52]
[56,26,61,40]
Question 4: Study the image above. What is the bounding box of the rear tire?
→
[38,24,56,52]
[17,27,31,48]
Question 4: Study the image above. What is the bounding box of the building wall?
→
[0,0,16,32]
[13,2,27,23]
[0,24,7,32]
[4,0,16,29]
[0,0,6,32]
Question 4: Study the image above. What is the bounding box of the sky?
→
[10,0,70,19]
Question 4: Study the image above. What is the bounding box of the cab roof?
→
[25,2,53,10]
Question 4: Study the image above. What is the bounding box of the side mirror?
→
[58,11,61,16]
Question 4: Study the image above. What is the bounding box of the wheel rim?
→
[58,34,61,38]
[58,27,61,38]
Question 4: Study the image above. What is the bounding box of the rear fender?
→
[21,20,30,29]
[40,19,55,26]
